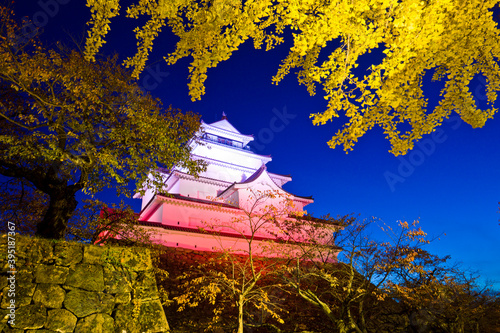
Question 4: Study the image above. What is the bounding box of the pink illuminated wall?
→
[136,117,337,260]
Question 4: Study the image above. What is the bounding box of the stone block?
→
[54,242,83,266]
[0,283,35,308]
[64,289,114,318]
[35,265,69,284]
[114,292,131,305]
[97,246,152,271]
[45,308,77,333]
[0,237,169,333]
[0,308,10,332]
[113,303,141,333]
[65,264,104,292]
[33,283,65,308]
[83,245,107,265]
[13,303,47,330]
[19,237,54,264]
[111,299,169,333]
[8,235,30,260]
[100,293,115,315]
[74,313,114,333]
[16,269,34,287]
[133,270,159,300]
[138,298,170,332]
[0,261,17,275]
[120,247,153,272]
[103,265,133,294]
[1,327,24,333]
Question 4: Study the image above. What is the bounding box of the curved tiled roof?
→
[218,165,313,202]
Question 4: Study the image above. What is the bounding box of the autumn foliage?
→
[85,0,500,155]
[155,215,499,333]
[0,6,204,239]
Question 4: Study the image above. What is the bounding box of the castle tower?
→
[135,115,314,253]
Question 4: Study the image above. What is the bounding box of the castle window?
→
[203,134,245,150]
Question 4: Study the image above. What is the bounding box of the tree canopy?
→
[0,6,204,239]
[85,0,500,155]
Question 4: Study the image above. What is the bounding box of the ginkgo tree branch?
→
[0,106,47,131]
[85,0,500,155]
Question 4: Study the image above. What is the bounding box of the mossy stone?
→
[74,313,114,333]
[0,235,7,259]
[114,299,169,333]
[134,270,159,300]
[19,237,54,264]
[137,299,170,332]
[100,293,115,315]
[2,327,24,333]
[65,264,104,292]
[64,289,114,318]
[13,303,47,330]
[35,265,69,284]
[0,308,10,331]
[0,275,7,291]
[103,265,134,294]
[120,247,152,272]
[83,245,107,265]
[99,247,123,264]
[0,282,36,308]
[113,303,141,333]
[16,269,34,287]
[114,292,131,305]
[54,242,83,266]
[0,260,22,275]
[0,238,166,332]
[97,246,152,271]
[10,235,31,260]
[45,308,77,333]
[33,283,65,308]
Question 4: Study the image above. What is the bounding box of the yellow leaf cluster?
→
[85,0,500,155]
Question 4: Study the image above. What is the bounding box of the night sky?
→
[14,1,500,289]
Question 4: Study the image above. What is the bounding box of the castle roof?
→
[218,164,314,204]
[201,116,254,146]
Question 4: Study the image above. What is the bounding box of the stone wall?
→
[156,247,232,333]
[0,234,169,333]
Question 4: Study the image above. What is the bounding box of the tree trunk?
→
[237,296,244,333]
[35,186,78,239]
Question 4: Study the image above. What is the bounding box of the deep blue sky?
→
[14,1,500,289]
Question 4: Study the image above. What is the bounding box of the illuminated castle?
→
[134,115,316,253]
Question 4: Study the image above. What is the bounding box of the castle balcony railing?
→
[202,134,252,151]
